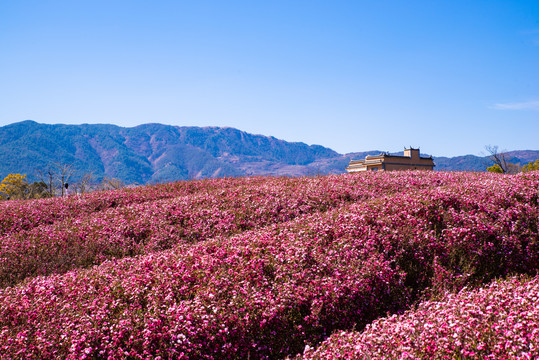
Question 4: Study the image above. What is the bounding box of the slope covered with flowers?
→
[302,275,539,359]
[1,171,538,359]
[0,173,449,288]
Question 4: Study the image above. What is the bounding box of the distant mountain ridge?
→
[1,121,538,184]
[0,121,346,183]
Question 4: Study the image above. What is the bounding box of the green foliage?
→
[0,121,339,184]
[0,174,52,200]
[2,121,539,185]
[486,164,504,173]
[522,159,539,172]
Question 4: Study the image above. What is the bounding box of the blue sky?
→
[1,1,538,157]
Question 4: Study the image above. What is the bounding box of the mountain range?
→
[1,120,538,185]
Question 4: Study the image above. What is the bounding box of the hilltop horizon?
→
[1,120,538,185]
[2,2,538,157]
[12,119,538,159]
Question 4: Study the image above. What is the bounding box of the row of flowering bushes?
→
[302,275,539,359]
[0,177,252,236]
[1,171,538,358]
[0,172,466,288]
[0,170,483,237]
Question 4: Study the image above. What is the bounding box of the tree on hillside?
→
[37,162,76,196]
[27,181,51,199]
[522,159,539,172]
[56,162,75,196]
[0,174,52,200]
[37,165,58,197]
[102,177,125,191]
[485,145,520,174]
[0,173,28,200]
[75,172,94,194]
[487,164,504,173]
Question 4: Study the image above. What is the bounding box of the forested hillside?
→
[1,121,538,185]
[0,121,346,184]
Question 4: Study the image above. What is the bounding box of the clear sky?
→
[1,1,538,157]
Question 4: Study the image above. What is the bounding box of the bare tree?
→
[37,165,57,197]
[485,145,520,174]
[76,172,94,194]
[102,177,124,191]
[37,163,77,197]
[485,145,509,173]
[55,163,75,196]
[506,163,522,174]
[26,181,50,199]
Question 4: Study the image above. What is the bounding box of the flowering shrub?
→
[0,171,538,359]
[303,275,539,359]
[0,177,251,236]
[0,172,459,288]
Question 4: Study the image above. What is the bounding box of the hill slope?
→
[1,120,538,183]
[0,121,345,183]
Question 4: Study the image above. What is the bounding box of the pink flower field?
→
[302,275,539,359]
[1,171,538,359]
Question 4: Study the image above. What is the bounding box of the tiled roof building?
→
[346,148,435,172]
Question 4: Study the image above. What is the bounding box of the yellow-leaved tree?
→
[522,160,539,172]
[0,173,29,200]
[486,164,504,173]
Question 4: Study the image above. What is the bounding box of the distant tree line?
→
[0,173,49,200]
[485,145,539,174]
[0,162,125,201]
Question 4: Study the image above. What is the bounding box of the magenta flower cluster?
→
[0,173,448,288]
[1,171,538,359]
[303,275,539,359]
